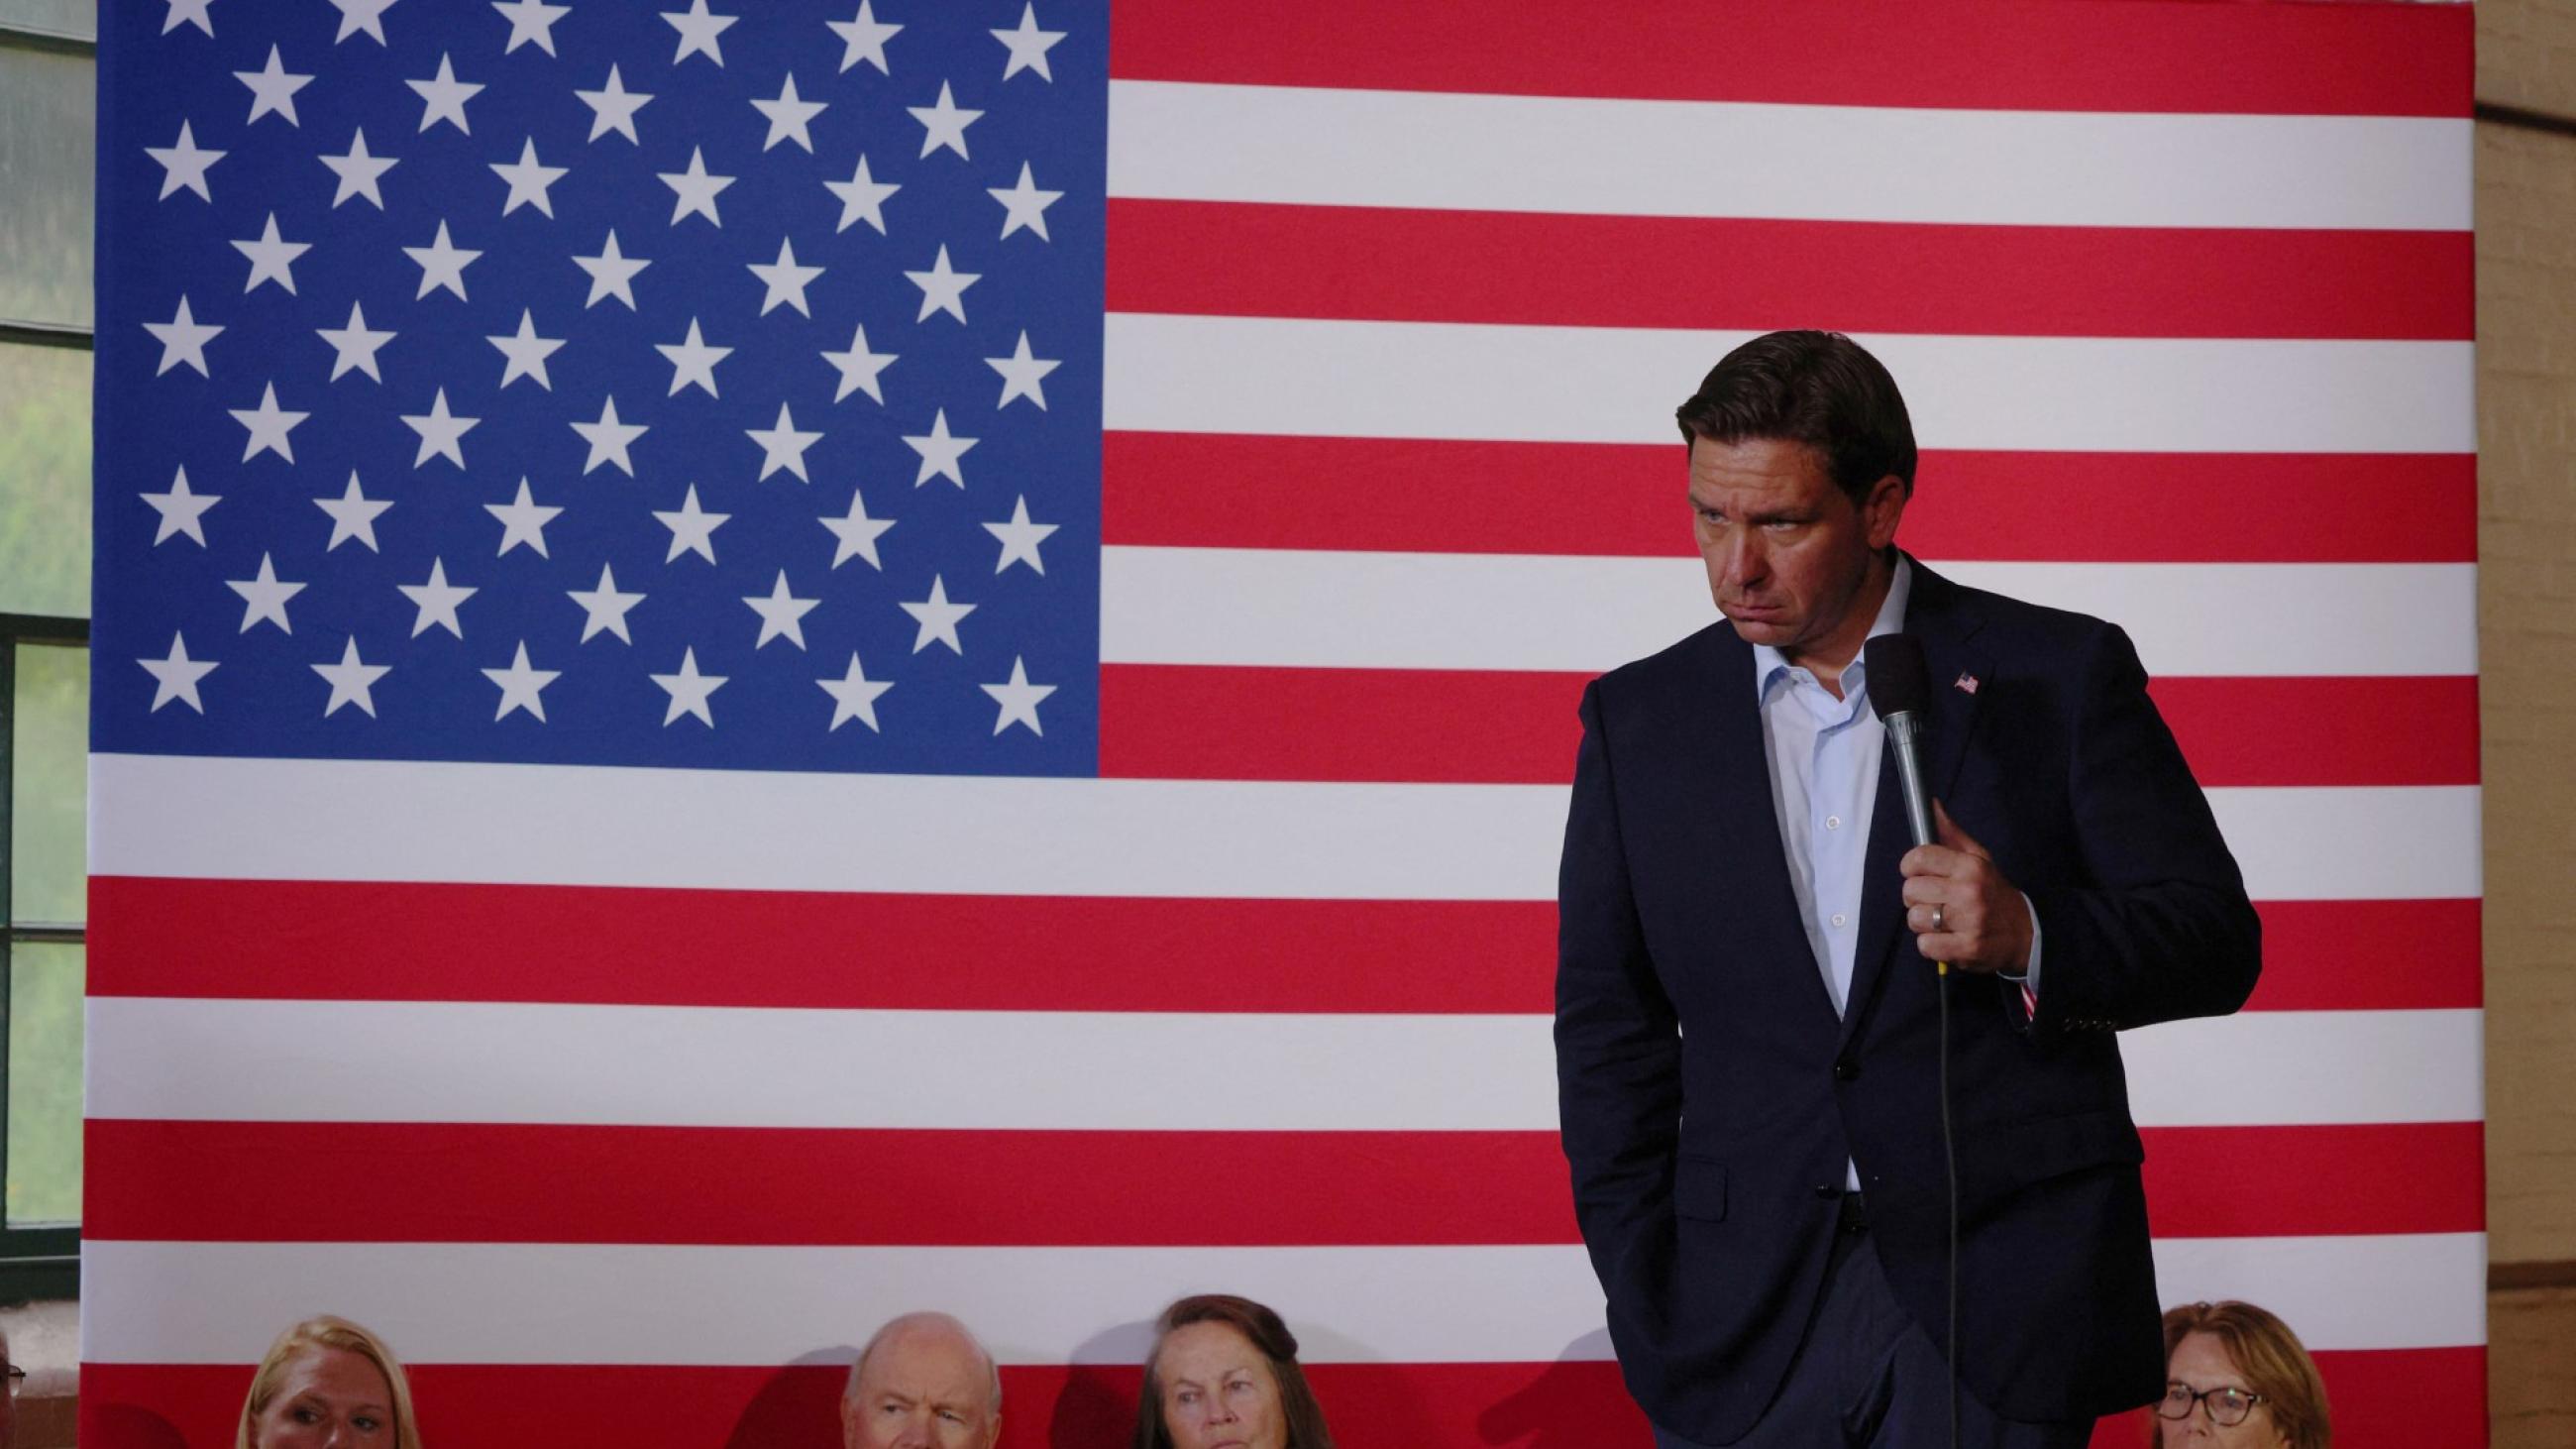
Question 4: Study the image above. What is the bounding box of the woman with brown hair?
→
[1132,1294,1336,1449]
[235,1315,425,1449]
[2154,1300,2329,1448]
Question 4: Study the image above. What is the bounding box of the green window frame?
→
[0,5,96,1298]
[0,613,85,1299]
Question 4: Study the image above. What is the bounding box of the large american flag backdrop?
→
[82,1,2480,1445]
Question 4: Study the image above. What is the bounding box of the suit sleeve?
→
[2021,622,2263,1033]
[1555,680,1683,1330]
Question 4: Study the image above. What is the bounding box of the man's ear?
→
[1864,473,1908,550]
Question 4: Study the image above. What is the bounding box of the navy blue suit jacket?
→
[1554,558,2261,1442]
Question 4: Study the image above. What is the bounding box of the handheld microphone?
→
[1864,633,1937,851]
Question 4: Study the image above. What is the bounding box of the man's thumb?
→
[1933,800,1988,859]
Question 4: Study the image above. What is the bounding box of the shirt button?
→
[1831,913,1847,928]
[1825,816,1841,830]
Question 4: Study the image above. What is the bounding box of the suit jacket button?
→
[1833,1059,1859,1081]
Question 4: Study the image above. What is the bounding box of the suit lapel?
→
[1672,625,1845,1024]
[1840,561,1989,1048]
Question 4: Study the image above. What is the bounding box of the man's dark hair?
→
[1674,329,1917,504]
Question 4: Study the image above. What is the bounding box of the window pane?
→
[0,3,94,38]
[10,642,86,927]
[0,343,90,618]
[6,941,82,1225]
[0,46,94,328]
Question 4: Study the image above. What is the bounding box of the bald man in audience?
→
[840,1311,1003,1449]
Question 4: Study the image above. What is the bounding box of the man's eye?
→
[938,1408,964,1423]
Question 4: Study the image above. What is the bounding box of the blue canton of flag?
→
[95,0,1107,777]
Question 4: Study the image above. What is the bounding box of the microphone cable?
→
[1939,954,1958,1449]
[1862,631,1960,1449]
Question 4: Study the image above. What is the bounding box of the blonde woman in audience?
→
[235,1316,423,1449]
[2155,1300,2329,1448]
[1132,1294,1336,1449]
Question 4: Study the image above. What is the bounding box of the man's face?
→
[1688,435,1905,672]
[840,1328,1000,1449]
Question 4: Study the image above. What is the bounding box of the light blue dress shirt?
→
[1750,561,2036,1187]
[1751,560,1915,1022]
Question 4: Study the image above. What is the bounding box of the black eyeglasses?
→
[2157,1382,2265,1426]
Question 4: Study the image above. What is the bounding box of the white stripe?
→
[1107,80,2471,232]
[89,755,2477,903]
[2208,783,2481,903]
[80,1233,2478,1365]
[85,999,2478,1132]
[1102,315,2476,455]
[1099,548,2479,678]
[83,1000,1560,1131]
[2151,1233,2488,1351]
[2122,1009,2484,1127]
[89,754,1562,901]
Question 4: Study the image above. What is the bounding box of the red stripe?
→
[78,1349,2484,1449]
[2246,899,2481,1013]
[1098,665,2479,790]
[80,1362,1649,1449]
[1109,0,2471,117]
[87,881,2478,1014]
[83,1123,1580,1246]
[85,1121,2478,1247]
[2150,677,2479,789]
[1102,435,2480,565]
[1109,202,2472,341]
[86,876,1556,1012]
[1100,665,1586,785]
[2141,1122,2483,1239]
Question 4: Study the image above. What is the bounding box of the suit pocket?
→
[1957,1107,2142,1212]
[1674,1156,1727,1221]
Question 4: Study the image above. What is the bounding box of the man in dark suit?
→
[1555,331,2261,1447]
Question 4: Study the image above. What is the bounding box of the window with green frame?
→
[1,619,85,1297]
[0,3,96,1298]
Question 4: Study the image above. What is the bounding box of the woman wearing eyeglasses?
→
[2154,1301,2329,1448]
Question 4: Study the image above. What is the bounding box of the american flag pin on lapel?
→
[1955,672,1980,695]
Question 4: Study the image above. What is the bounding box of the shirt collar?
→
[1753,554,1914,701]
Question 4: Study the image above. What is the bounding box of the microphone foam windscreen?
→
[1864,633,1932,720]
